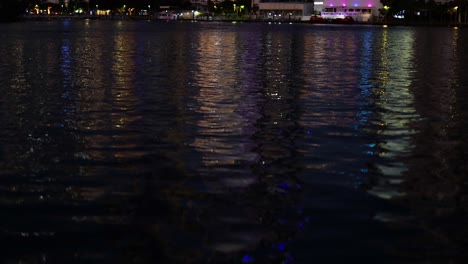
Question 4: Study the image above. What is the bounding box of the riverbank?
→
[16,14,467,28]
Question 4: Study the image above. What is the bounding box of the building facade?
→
[314,0,383,22]
[253,0,315,19]
[252,0,383,21]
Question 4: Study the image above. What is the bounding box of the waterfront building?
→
[314,0,383,22]
[190,0,223,12]
[253,0,315,20]
[190,0,209,7]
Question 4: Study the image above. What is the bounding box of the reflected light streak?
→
[367,29,419,201]
[191,30,259,169]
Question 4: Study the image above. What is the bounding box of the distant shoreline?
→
[16,14,466,28]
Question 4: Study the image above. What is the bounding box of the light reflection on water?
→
[366,28,420,199]
[0,21,467,263]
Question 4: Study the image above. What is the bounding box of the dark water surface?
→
[1,20,467,263]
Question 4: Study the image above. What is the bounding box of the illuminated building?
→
[190,0,223,12]
[315,0,383,22]
[253,0,315,19]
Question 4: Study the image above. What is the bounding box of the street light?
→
[383,5,390,22]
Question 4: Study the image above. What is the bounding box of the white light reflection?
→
[366,29,420,201]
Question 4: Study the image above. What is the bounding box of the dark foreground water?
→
[0,20,467,263]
